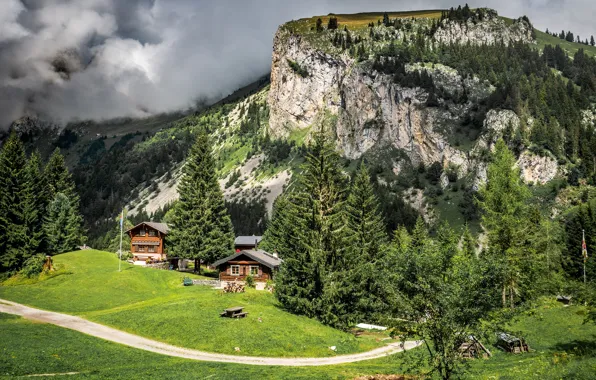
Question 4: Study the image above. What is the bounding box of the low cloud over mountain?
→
[0,0,593,127]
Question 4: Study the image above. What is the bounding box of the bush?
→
[245,274,256,288]
[287,59,309,78]
[20,254,47,278]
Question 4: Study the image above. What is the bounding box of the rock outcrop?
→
[268,29,477,170]
[434,13,534,45]
[517,150,559,185]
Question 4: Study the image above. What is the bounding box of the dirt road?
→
[0,298,422,366]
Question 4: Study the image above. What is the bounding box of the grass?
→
[465,300,596,379]
[0,250,387,357]
[2,299,596,379]
[0,313,419,379]
[535,29,596,58]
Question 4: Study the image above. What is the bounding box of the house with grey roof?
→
[234,236,262,252]
[212,249,281,290]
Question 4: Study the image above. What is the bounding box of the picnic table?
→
[220,306,248,318]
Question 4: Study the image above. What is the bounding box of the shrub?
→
[287,59,309,78]
[245,274,256,288]
[20,254,47,278]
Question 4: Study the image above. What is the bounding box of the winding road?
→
[0,298,422,366]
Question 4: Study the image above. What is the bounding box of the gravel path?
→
[0,298,422,366]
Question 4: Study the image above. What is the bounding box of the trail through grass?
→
[0,250,387,357]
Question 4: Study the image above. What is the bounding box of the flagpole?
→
[119,210,123,272]
[583,229,587,284]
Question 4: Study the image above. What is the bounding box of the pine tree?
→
[44,193,83,254]
[45,148,77,201]
[271,129,348,325]
[591,35,595,46]
[168,129,234,270]
[44,148,84,249]
[341,162,389,323]
[0,133,28,272]
[22,151,46,256]
[477,139,532,308]
[461,224,477,257]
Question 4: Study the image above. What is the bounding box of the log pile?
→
[223,282,245,293]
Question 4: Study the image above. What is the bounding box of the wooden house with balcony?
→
[126,222,169,263]
[212,250,281,289]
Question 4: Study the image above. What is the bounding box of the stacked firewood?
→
[223,282,245,293]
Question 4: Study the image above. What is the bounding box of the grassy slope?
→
[0,313,416,380]
[466,301,596,379]
[0,251,385,357]
[535,29,596,58]
[2,300,595,379]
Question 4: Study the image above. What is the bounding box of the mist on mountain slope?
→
[0,0,593,128]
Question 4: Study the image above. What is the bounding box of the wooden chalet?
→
[234,236,262,252]
[212,250,281,288]
[126,222,169,263]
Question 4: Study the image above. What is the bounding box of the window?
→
[231,265,240,275]
[148,246,155,253]
[140,229,146,237]
[138,246,146,252]
[149,230,156,237]
[249,266,259,276]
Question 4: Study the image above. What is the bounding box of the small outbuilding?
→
[496,333,529,354]
[212,249,281,290]
[459,336,491,359]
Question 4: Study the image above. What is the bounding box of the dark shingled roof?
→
[212,249,281,269]
[126,221,169,235]
[234,236,262,246]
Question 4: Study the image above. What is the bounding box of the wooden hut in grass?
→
[459,336,492,359]
[496,333,529,353]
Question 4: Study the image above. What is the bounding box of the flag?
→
[582,232,588,261]
[120,211,124,229]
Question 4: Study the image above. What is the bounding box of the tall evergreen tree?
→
[0,133,28,272]
[340,162,389,322]
[591,35,595,46]
[22,151,46,256]
[477,139,532,308]
[270,129,348,326]
[44,193,83,254]
[168,129,234,269]
[45,148,77,201]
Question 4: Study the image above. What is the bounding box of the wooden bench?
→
[220,307,248,318]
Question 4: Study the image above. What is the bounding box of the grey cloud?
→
[0,0,593,128]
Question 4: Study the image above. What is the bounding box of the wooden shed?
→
[459,336,491,359]
[496,333,529,354]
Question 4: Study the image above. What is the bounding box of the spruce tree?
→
[0,133,28,272]
[44,193,83,254]
[44,148,84,249]
[340,162,389,323]
[271,129,348,325]
[591,35,595,46]
[168,129,234,269]
[45,148,77,201]
[22,151,46,256]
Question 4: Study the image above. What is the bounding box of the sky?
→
[0,0,594,128]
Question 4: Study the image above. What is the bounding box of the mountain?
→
[4,7,596,248]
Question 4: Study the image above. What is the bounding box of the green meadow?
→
[0,250,386,357]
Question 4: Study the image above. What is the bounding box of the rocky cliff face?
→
[434,14,534,46]
[268,12,540,186]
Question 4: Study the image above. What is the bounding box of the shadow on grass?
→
[553,335,596,356]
